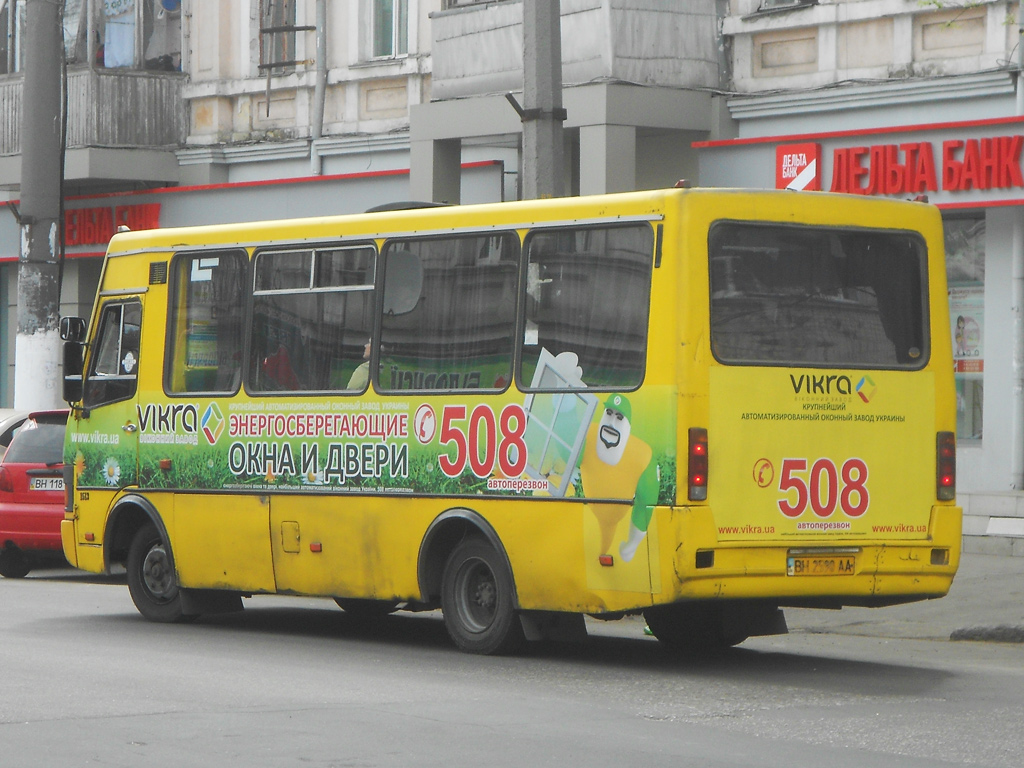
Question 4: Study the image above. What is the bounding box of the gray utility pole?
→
[15,0,64,410]
[521,0,566,199]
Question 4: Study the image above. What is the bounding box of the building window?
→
[260,0,296,74]
[757,0,816,12]
[100,0,182,71]
[944,215,985,440]
[373,0,408,58]
[0,0,24,74]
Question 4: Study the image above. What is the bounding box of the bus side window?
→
[247,245,376,394]
[520,224,654,390]
[377,233,518,392]
[166,251,247,394]
[84,301,142,409]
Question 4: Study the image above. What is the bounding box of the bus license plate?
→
[30,477,64,491]
[787,555,855,577]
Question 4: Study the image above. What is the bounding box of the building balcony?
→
[429,0,721,101]
[0,67,186,195]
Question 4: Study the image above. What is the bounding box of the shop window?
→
[520,224,654,391]
[249,246,377,393]
[166,251,247,394]
[378,233,518,392]
[373,0,408,58]
[944,215,985,440]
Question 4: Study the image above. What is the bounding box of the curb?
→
[949,625,1024,643]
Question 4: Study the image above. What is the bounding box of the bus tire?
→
[643,603,747,654]
[441,537,524,655]
[334,598,400,617]
[0,546,30,579]
[126,524,190,623]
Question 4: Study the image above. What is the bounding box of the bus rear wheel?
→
[126,524,189,623]
[441,537,524,655]
[643,603,748,654]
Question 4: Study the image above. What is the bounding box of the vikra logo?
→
[789,374,854,396]
[137,403,199,433]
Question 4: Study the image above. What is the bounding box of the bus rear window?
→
[709,223,928,369]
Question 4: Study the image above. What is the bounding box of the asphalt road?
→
[1,565,1020,768]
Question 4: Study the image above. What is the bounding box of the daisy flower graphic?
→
[103,457,121,486]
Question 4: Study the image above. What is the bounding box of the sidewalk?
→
[783,552,1024,642]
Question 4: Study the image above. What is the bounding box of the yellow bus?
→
[59,187,961,654]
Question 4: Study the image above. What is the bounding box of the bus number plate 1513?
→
[787,555,856,577]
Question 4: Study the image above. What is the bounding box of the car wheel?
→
[126,524,189,622]
[0,546,30,578]
[440,537,524,655]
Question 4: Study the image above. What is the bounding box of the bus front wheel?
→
[440,537,524,655]
[126,524,189,623]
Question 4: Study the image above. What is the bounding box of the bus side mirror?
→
[60,316,87,343]
[63,341,84,404]
[382,250,423,315]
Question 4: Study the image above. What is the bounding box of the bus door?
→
[158,251,276,594]
[75,297,144,531]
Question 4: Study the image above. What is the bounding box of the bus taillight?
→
[688,427,708,501]
[936,431,956,501]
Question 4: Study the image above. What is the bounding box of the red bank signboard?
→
[776,143,822,190]
[697,116,1024,205]
[828,137,1024,195]
[65,203,161,247]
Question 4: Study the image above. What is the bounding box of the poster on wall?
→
[949,286,984,375]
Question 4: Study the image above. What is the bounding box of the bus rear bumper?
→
[663,505,963,609]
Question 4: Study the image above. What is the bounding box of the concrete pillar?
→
[409,138,461,204]
[578,124,636,195]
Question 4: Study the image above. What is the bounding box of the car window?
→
[5,421,67,465]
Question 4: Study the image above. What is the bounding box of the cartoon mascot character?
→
[579,394,658,563]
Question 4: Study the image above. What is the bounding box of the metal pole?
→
[521,0,565,200]
[15,0,64,410]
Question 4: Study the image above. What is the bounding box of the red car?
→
[0,410,69,578]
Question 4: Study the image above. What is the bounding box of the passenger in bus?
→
[261,345,301,390]
[346,338,372,390]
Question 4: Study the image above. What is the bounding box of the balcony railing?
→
[0,67,186,156]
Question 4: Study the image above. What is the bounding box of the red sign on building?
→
[776,143,822,190]
[65,203,161,247]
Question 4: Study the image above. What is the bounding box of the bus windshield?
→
[709,222,928,369]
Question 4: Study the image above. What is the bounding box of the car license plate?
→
[30,477,64,491]
[787,555,855,576]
